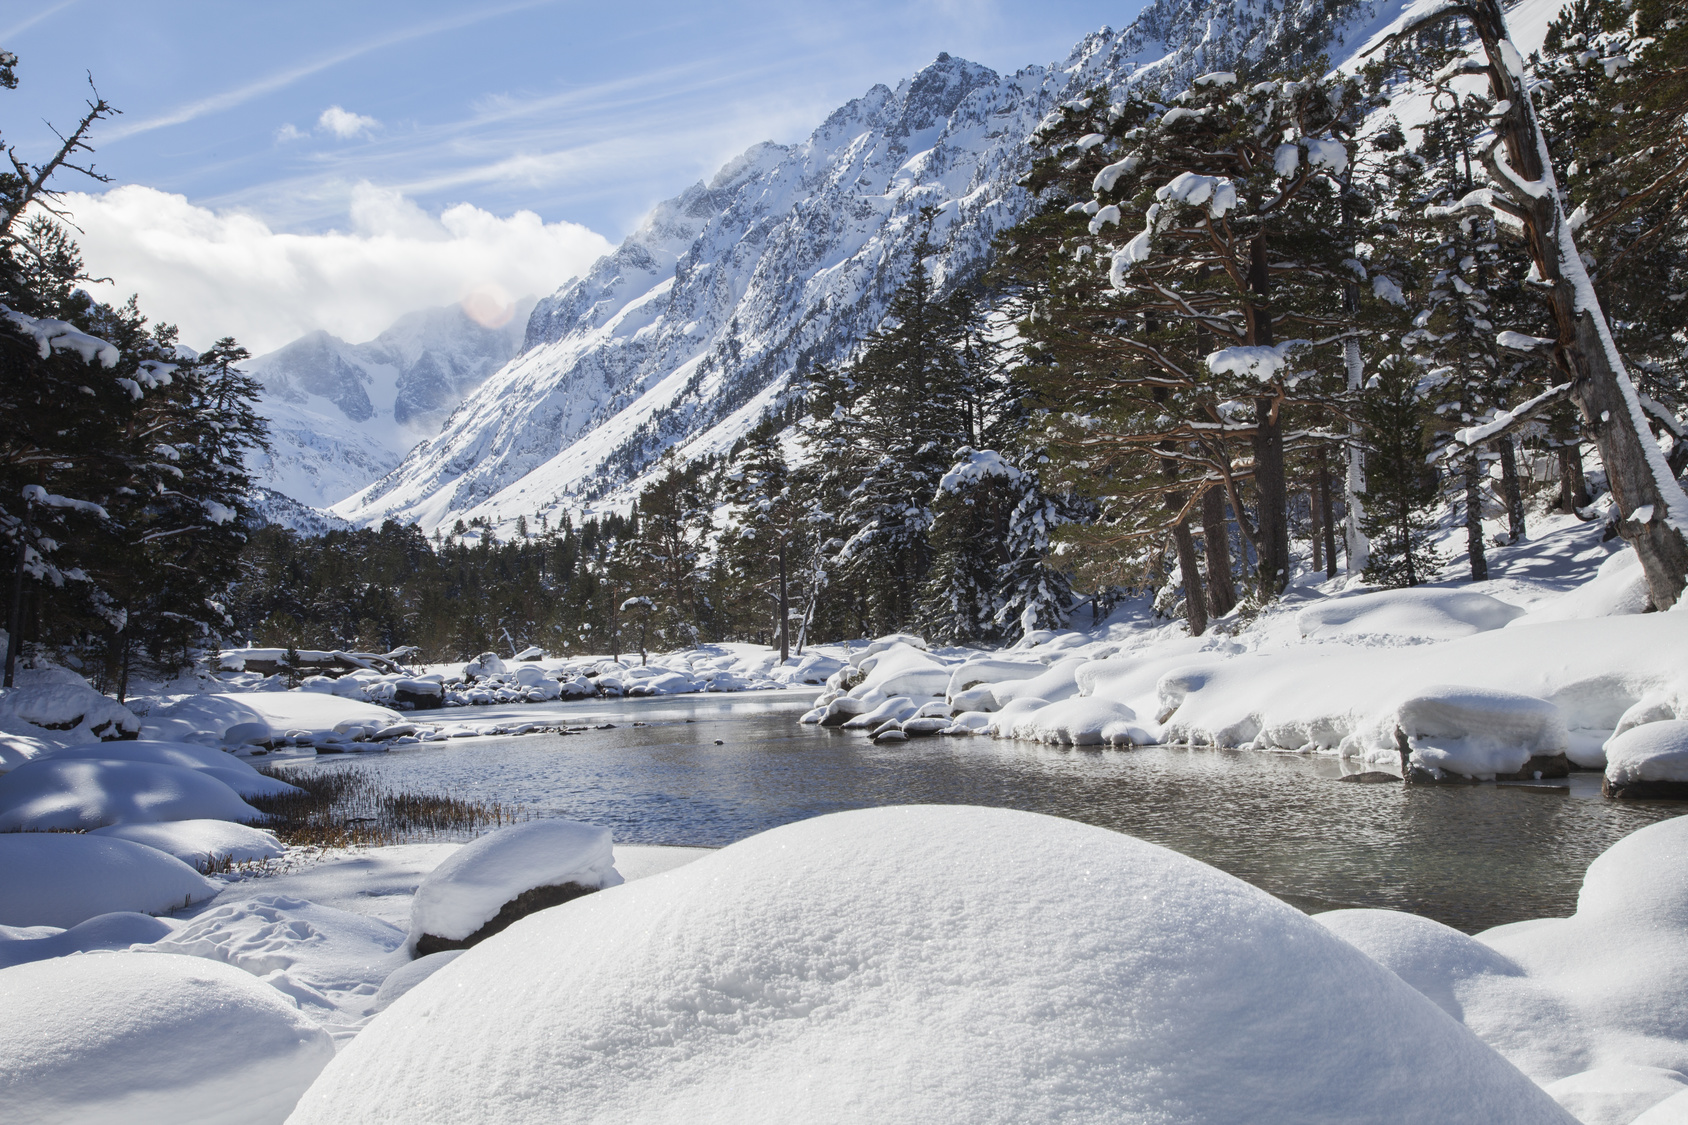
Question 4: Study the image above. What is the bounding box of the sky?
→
[4,1,1145,352]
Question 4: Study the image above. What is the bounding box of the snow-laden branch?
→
[20,483,108,519]
[2,306,119,367]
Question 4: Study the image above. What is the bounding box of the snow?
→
[1396,686,1566,780]
[0,912,176,971]
[289,805,1572,1125]
[0,756,265,831]
[1513,549,1651,624]
[407,819,624,948]
[1206,339,1310,381]
[90,819,286,867]
[0,680,140,747]
[0,951,334,1125]
[2,305,120,366]
[371,950,462,1012]
[147,692,405,744]
[1635,1090,1688,1123]
[1156,170,1239,216]
[1296,587,1525,641]
[1605,721,1688,787]
[1543,1066,1688,1125]
[0,834,219,928]
[40,740,303,799]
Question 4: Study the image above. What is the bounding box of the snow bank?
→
[291,806,1571,1125]
[0,757,264,831]
[41,740,303,798]
[147,692,403,743]
[1605,721,1688,788]
[0,951,334,1125]
[994,695,1152,746]
[0,834,219,928]
[1395,687,1567,780]
[91,819,285,866]
[1296,587,1525,641]
[0,680,139,744]
[0,912,175,971]
[1156,616,1688,761]
[407,819,623,949]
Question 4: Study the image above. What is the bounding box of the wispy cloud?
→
[0,0,79,45]
[103,0,563,141]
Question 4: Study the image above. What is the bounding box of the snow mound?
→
[1297,588,1525,641]
[0,833,219,928]
[0,681,139,743]
[292,806,1572,1125]
[91,819,285,866]
[1605,721,1688,787]
[41,740,303,799]
[0,757,264,831]
[147,692,402,743]
[0,951,334,1125]
[1394,686,1567,780]
[1542,1065,1688,1125]
[372,950,462,1012]
[1634,1089,1688,1123]
[0,718,60,771]
[0,911,175,971]
[407,820,623,948]
[1317,908,1525,1021]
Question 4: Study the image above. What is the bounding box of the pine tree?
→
[1359,357,1442,586]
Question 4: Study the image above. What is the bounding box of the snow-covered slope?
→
[332,0,1568,535]
[248,298,535,508]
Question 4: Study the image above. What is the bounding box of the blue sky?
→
[4,0,1145,350]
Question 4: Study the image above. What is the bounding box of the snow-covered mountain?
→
[247,298,535,508]
[329,0,1554,534]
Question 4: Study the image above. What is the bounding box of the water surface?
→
[280,691,1682,932]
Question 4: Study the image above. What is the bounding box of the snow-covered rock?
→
[0,951,334,1125]
[0,757,264,831]
[1604,721,1688,796]
[90,819,285,867]
[147,692,403,744]
[0,834,219,928]
[1394,687,1567,781]
[0,681,139,744]
[407,820,623,953]
[291,806,1573,1124]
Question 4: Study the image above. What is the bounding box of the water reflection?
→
[283,693,1682,932]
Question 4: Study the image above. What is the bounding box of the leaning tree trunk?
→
[1397,0,1688,607]
[1161,447,1208,636]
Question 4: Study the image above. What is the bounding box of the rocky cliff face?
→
[331,0,1407,533]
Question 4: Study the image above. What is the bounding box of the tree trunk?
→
[1319,445,1339,579]
[1161,447,1207,635]
[1310,478,1324,575]
[1201,486,1237,616]
[777,541,790,664]
[1559,445,1590,514]
[1498,436,1526,542]
[1246,234,1290,595]
[1456,0,1688,608]
[1465,460,1489,581]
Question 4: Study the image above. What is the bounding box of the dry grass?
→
[251,764,523,848]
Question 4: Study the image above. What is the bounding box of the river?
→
[276,690,1682,932]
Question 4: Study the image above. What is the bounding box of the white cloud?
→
[318,105,381,139]
[275,122,306,143]
[59,183,615,353]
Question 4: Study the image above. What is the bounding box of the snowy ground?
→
[2,514,1687,1122]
